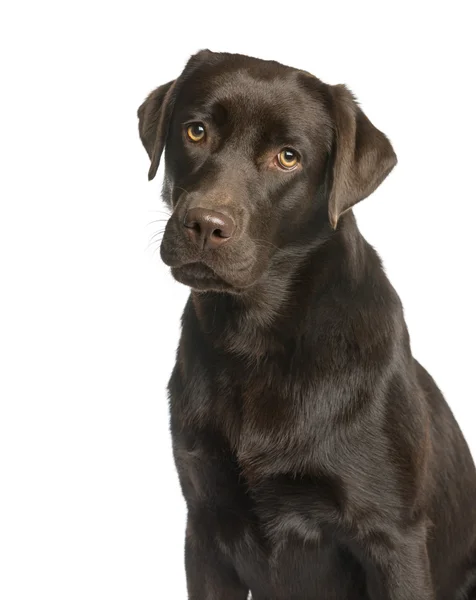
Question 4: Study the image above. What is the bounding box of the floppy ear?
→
[327,84,397,229]
[137,80,176,181]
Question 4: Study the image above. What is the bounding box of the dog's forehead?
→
[177,61,319,123]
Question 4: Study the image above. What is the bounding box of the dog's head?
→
[138,50,396,293]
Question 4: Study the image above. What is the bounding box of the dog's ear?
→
[137,80,176,181]
[327,84,397,229]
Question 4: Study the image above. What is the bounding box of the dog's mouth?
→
[171,262,237,292]
[161,228,263,293]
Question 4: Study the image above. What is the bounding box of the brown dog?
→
[138,50,476,599]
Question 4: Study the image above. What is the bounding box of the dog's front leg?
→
[184,512,249,600]
[360,528,434,600]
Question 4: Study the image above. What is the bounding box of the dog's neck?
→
[189,212,367,361]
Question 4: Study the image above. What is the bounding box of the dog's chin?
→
[171,263,244,293]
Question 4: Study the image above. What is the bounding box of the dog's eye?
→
[186,123,206,142]
[277,148,299,170]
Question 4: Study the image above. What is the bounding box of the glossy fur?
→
[138,51,476,599]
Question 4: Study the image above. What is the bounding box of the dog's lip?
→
[175,262,219,280]
[171,262,234,291]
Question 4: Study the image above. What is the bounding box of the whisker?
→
[175,186,191,197]
[146,230,166,251]
[146,219,169,227]
[147,210,172,216]
[250,237,281,251]
[148,230,166,242]
[152,243,164,258]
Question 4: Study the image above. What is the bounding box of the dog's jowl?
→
[138,51,476,600]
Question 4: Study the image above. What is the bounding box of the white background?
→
[1,1,475,598]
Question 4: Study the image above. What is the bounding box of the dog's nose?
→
[183,208,235,250]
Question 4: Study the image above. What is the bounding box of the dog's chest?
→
[173,363,369,597]
[184,355,330,472]
[179,362,333,502]
[235,368,327,479]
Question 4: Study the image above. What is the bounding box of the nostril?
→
[184,219,201,234]
[212,228,229,239]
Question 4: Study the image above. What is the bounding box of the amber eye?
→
[277,148,299,169]
[186,123,206,142]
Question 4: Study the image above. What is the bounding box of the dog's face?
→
[138,51,397,293]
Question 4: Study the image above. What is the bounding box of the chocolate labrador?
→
[138,50,476,599]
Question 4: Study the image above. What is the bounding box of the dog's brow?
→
[180,110,212,124]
